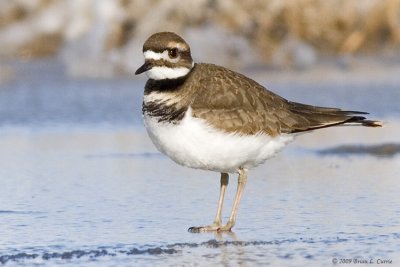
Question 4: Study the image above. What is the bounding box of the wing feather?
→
[189,64,381,136]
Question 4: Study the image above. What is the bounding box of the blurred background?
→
[1,0,400,77]
[1,0,399,128]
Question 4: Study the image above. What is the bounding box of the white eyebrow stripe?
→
[144,50,181,63]
[144,50,169,61]
[176,43,186,50]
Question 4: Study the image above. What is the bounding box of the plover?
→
[135,32,381,232]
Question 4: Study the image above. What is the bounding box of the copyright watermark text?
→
[332,258,393,265]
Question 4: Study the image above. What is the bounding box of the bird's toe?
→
[188,224,220,233]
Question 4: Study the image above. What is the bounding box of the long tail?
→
[286,101,382,133]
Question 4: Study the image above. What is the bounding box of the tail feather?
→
[288,101,369,115]
[345,117,383,127]
[362,121,383,127]
[286,101,382,133]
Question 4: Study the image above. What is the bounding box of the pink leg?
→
[188,173,229,233]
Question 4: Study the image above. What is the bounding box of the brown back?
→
[188,64,380,136]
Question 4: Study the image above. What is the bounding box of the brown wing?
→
[190,64,381,136]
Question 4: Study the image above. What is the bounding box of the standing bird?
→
[135,32,381,232]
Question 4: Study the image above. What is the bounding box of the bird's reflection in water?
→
[214,231,248,267]
[214,231,238,242]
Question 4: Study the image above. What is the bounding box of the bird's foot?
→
[188,221,234,233]
[216,222,234,232]
[188,224,220,233]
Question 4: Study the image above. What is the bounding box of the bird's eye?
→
[168,48,178,58]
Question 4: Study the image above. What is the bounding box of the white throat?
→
[146,66,191,80]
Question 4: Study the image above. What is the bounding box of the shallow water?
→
[0,60,399,266]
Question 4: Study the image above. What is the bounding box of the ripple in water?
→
[1,234,398,265]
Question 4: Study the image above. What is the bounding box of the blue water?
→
[0,59,399,266]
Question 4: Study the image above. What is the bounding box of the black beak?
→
[135,61,152,75]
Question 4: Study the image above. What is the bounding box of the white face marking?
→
[144,50,179,63]
[142,49,194,80]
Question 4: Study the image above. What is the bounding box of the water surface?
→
[0,60,399,266]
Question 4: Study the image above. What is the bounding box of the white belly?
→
[143,108,294,173]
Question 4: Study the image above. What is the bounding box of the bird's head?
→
[135,32,194,80]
